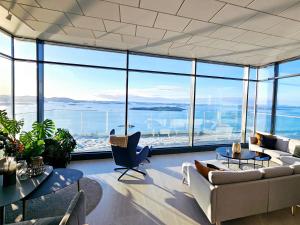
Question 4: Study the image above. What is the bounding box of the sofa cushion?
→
[255,132,264,146]
[290,164,300,174]
[288,139,300,155]
[264,149,291,158]
[208,170,262,185]
[260,135,277,149]
[275,137,290,152]
[250,136,258,145]
[194,160,218,179]
[293,145,300,158]
[249,143,265,153]
[259,166,293,178]
[279,156,300,165]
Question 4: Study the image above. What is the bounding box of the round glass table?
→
[216,147,271,169]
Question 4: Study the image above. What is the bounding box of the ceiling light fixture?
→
[6,9,12,21]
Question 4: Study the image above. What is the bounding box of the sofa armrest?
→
[188,166,217,224]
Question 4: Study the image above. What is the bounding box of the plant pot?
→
[27,156,45,177]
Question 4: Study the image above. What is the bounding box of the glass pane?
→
[44,64,126,152]
[246,81,256,140]
[129,54,192,74]
[0,57,12,117]
[249,67,257,80]
[276,76,300,138]
[258,65,274,79]
[256,80,273,133]
[197,62,244,78]
[14,38,36,60]
[279,59,300,77]
[15,61,37,131]
[194,78,243,145]
[128,72,191,147]
[0,30,11,56]
[44,44,126,68]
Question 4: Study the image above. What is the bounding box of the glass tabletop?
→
[216,147,257,160]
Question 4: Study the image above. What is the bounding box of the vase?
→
[27,156,45,177]
[232,143,241,154]
[0,157,17,187]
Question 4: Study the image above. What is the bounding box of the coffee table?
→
[216,147,271,169]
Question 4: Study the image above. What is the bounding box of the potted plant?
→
[0,110,24,158]
[20,119,55,165]
[43,128,77,168]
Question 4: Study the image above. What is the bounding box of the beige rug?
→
[5,177,102,223]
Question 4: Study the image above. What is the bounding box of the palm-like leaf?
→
[0,110,24,138]
[32,119,55,140]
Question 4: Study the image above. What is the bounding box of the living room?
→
[0,0,300,225]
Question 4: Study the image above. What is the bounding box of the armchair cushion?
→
[109,135,128,148]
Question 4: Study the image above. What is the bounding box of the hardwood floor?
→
[69,151,300,225]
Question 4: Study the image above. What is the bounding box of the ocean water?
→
[13,101,300,148]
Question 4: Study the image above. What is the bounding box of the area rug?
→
[5,177,102,223]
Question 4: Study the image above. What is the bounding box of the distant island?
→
[130,106,185,112]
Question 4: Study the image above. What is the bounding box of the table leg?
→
[0,206,5,225]
[239,159,241,169]
[262,160,264,167]
[227,158,230,168]
[22,199,26,221]
[268,161,270,167]
[254,159,256,169]
[77,180,80,192]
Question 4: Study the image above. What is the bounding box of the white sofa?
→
[249,133,300,165]
[186,163,300,225]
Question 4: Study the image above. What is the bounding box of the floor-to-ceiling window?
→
[128,54,192,147]
[276,60,300,138]
[0,31,12,117]
[14,39,37,130]
[44,44,126,152]
[246,68,257,140]
[256,65,274,133]
[194,62,244,145]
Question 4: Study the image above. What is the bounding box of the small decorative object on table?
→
[17,159,28,180]
[27,156,45,177]
[232,142,241,154]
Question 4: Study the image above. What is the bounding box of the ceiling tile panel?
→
[184,20,220,36]
[233,31,271,45]
[239,13,285,32]
[93,31,122,42]
[140,0,183,14]
[36,0,82,15]
[3,0,40,7]
[163,31,191,43]
[120,5,157,27]
[122,34,148,45]
[220,0,254,7]
[263,19,300,37]
[279,2,300,21]
[247,0,299,14]
[210,4,258,27]
[63,26,94,38]
[67,14,105,31]
[187,35,216,46]
[154,13,190,32]
[78,0,120,21]
[21,5,71,25]
[103,20,136,35]
[106,0,139,7]
[209,26,246,40]
[136,26,165,40]
[178,0,225,21]
[25,19,64,34]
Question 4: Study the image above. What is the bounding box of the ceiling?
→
[1,0,300,66]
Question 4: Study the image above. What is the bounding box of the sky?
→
[1,31,300,106]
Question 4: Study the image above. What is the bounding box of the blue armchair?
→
[110,129,150,181]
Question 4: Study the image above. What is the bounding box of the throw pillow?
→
[255,132,263,146]
[250,136,258,145]
[260,135,277,149]
[195,160,217,179]
[293,146,300,158]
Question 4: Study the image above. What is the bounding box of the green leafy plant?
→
[20,119,55,160]
[54,128,77,154]
[0,110,24,157]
